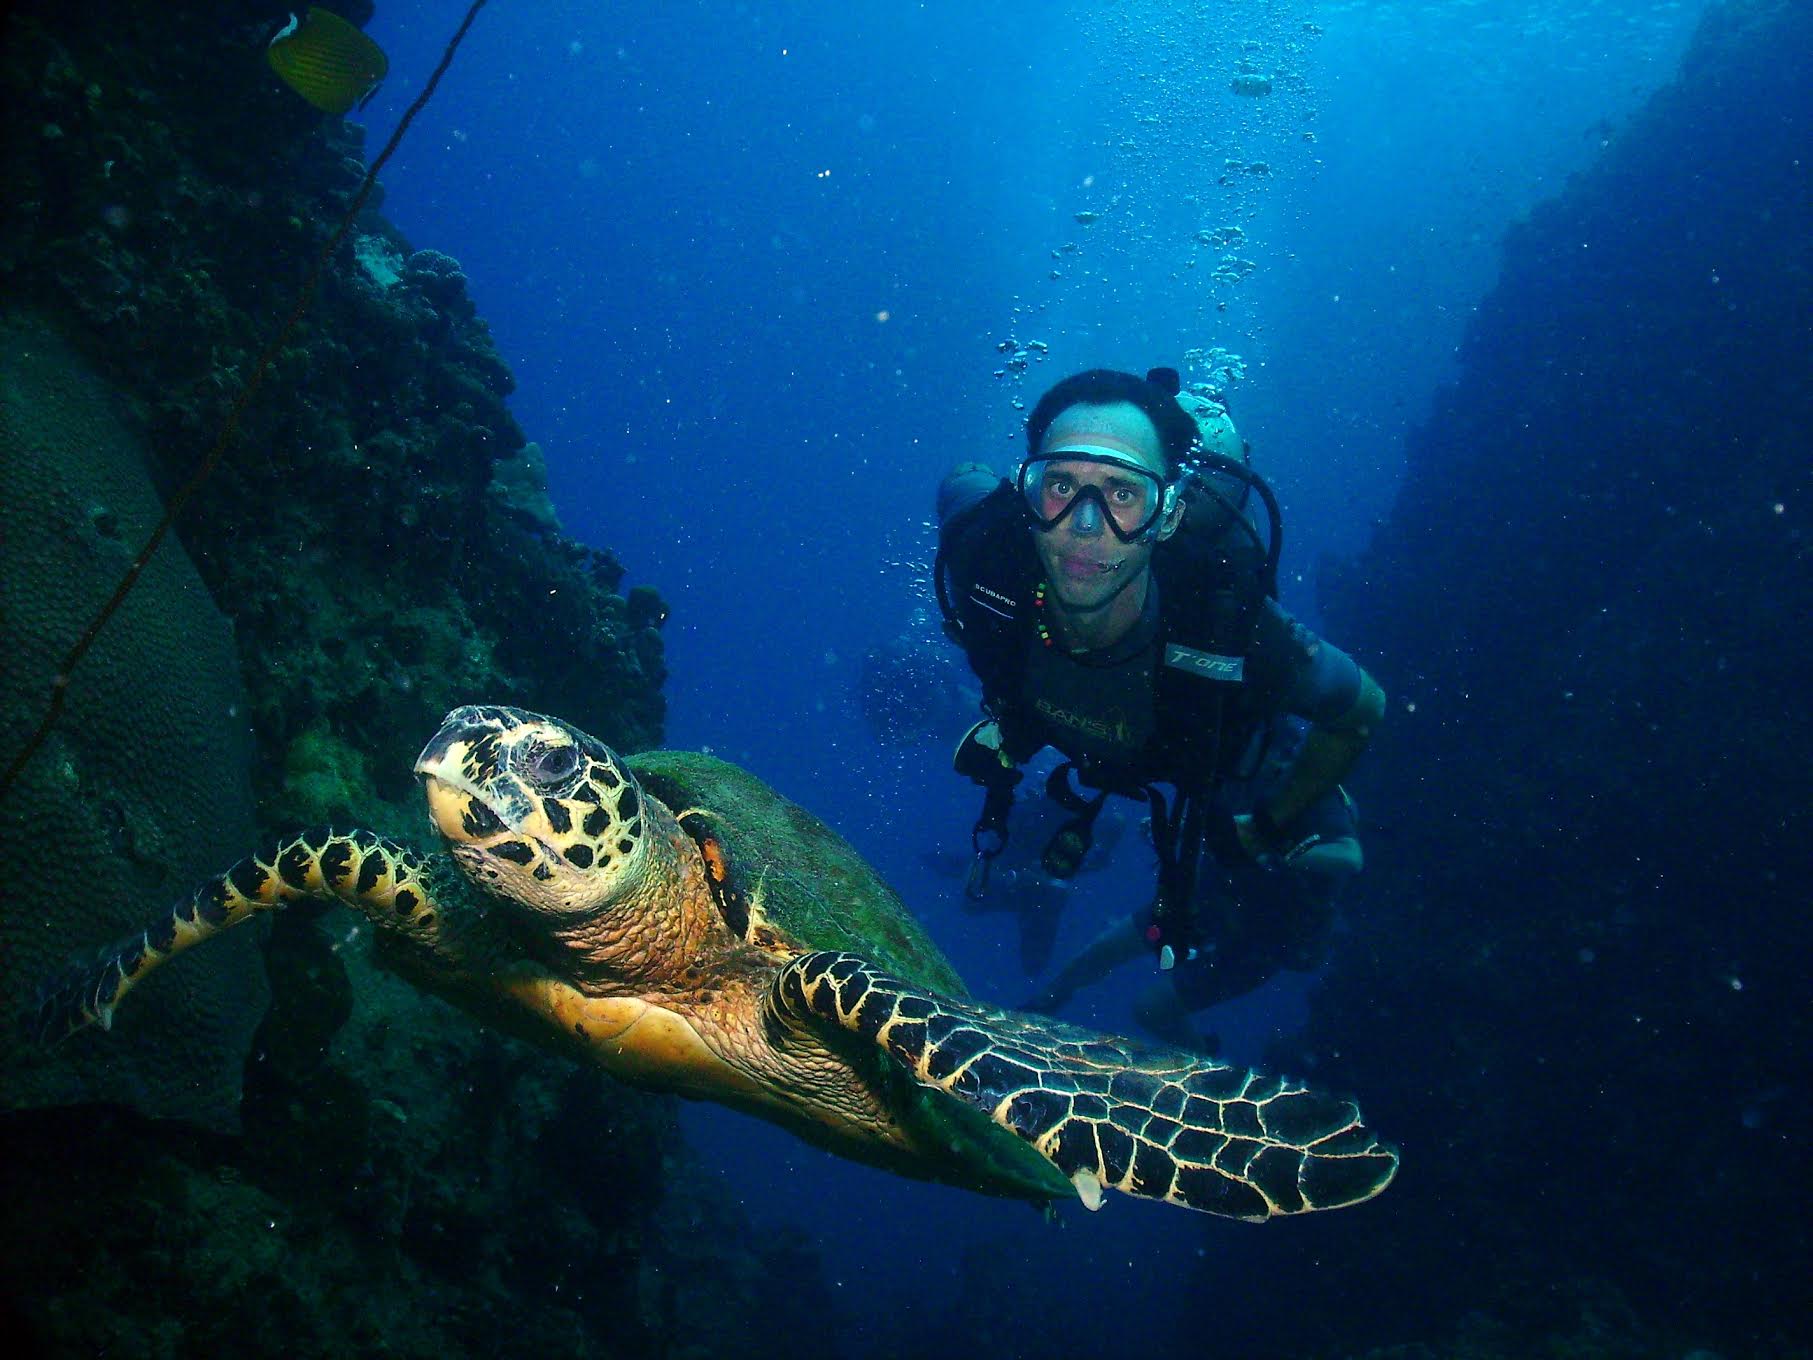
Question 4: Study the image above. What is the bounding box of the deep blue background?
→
[353,0,1705,1344]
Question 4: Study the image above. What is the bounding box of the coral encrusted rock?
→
[0,310,266,1129]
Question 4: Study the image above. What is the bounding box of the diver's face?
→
[1028,402,1175,614]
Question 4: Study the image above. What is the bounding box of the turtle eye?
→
[524,742,581,785]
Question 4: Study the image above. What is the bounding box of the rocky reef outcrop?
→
[1200,2,1812,1355]
[1,0,666,819]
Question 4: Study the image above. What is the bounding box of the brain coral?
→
[0,311,266,1129]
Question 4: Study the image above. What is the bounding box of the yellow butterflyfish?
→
[267,7,388,116]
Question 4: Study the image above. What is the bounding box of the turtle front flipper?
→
[770,950,1398,1221]
[31,829,454,1044]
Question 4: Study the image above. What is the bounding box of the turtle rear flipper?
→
[770,950,1398,1220]
[29,828,455,1045]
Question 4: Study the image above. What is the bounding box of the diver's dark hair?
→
[1024,367,1199,476]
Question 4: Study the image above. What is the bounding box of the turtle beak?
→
[415,705,507,780]
[414,726,463,777]
[415,709,519,846]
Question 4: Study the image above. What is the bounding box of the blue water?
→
[358,0,1707,1346]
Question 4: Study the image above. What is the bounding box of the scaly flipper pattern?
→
[32,829,452,1044]
[771,950,1398,1220]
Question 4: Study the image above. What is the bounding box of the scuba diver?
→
[933,366,1385,978]
[1021,718,1363,1050]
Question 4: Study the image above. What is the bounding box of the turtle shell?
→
[629,751,967,988]
[628,750,1072,1202]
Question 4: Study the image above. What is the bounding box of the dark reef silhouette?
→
[1204,2,1810,1354]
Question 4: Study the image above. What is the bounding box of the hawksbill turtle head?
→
[414,705,649,921]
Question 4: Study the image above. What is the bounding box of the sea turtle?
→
[34,705,1398,1220]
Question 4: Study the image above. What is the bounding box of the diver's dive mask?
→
[1016,447,1181,543]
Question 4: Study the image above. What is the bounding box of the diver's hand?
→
[1235,813,1324,869]
[1232,813,1279,867]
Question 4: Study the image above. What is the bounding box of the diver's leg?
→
[1017,883,1066,975]
[1133,977,1216,1052]
[1022,912,1147,1011]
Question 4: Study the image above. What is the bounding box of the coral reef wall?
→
[1,0,668,1136]
[0,5,848,1356]
[1,0,666,826]
[0,313,266,1129]
[1217,2,1811,1353]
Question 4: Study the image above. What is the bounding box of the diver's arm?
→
[1255,668,1383,835]
[1246,618,1386,849]
[1290,834,1363,877]
[1021,913,1148,1012]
